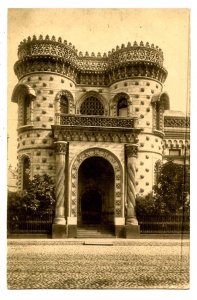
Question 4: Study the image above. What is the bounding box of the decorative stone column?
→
[52,141,68,238]
[125,144,140,238]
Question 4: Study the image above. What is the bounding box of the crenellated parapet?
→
[108,41,164,68]
[14,35,168,85]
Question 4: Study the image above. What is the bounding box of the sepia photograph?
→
[6,7,190,291]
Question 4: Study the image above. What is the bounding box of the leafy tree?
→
[136,192,156,217]
[23,174,56,211]
[8,174,56,212]
[135,160,190,216]
[7,190,27,210]
[153,160,190,214]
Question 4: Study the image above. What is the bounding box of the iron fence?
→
[7,209,190,235]
[7,209,54,234]
[138,214,190,233]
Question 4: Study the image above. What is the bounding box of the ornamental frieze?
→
[163,139,190,149]
[53,128,138,144]
[17,35,164,67]
[164,116,190,128]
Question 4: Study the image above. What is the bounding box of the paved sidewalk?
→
[7,238,189,289]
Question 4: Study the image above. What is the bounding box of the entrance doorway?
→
[81,190,102,224]
[78,156,115,225]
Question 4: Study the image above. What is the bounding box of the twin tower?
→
[11,35,170,238]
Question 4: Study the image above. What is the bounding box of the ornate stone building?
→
[11,35,190,238]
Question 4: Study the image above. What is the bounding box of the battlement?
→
[14,35,167,84]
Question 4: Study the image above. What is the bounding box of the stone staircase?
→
[77,225,115,238]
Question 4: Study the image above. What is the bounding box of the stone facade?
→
[11,35,190,238]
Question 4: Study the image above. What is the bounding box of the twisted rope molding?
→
[126,160,138,225]
[55,162,65,218]
[125,144,138,225]
[54,141,68,223]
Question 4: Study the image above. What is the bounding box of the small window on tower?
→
[117,98,128,116]
[23,95,31,125]
[60,95,69,114]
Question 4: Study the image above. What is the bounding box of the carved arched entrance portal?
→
[69,148,124,226]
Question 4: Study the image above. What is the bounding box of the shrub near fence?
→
[138,214,190,233]
[7,209,54,234]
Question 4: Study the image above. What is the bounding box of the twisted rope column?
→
[125,144,138,225]
[53,141,68,225]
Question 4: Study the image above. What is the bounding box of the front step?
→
[84,241,113,245]
[77,225,115,238]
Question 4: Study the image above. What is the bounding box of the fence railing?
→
[7,209,190,235]
[7,209,54,234]
[138,214,190,233]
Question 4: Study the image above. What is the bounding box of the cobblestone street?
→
[7,239,189,289]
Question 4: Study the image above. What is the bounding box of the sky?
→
[7,8,190,167]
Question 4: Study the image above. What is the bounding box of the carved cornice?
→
[14,35,168,84]
[125,144,138,158]
[54,141,68,154]
[53,127,139,144]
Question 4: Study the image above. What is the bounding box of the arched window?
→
[117,97,128,116]
[23,95,31,125]
[22,156,30,190]
[152,92,170,131]
[60,95,69,114]
[11,84,36,127]
[80,96,104,115]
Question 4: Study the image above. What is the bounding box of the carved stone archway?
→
[69,147,123,221]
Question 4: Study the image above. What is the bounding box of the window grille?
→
[80,96,104,115]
